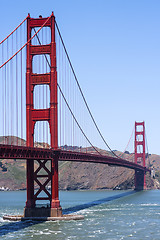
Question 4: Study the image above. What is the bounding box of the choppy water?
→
[0,190,160,239]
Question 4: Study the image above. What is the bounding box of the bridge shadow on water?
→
[0,190,137,236]
[63,190,137,214]
[0,219,44,237]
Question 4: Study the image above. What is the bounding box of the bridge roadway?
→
[0,144,150,172]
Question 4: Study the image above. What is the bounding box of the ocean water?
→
[0,190,160,239]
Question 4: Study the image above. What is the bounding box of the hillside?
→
[0,137,159,191]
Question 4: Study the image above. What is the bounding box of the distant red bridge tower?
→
[24,13,62,217]
[134,121,146,190]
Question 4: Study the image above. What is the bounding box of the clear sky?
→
[0,0,160,154]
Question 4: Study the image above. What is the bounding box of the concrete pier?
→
[3,214,84,221]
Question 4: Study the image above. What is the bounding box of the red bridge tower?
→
[134,121,146,190]
[24,13,62,217]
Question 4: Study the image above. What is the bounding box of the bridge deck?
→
[0,144,150,172]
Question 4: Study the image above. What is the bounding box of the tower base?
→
[24,206,62,217]
[135,170,146,190]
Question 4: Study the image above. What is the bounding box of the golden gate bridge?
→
[0,13,150,220]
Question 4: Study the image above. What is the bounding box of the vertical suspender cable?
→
[4,65,6,144]
[11,34,13,144]
[16,30,18,145]
[2,42,4,143]
[7,38,9,144]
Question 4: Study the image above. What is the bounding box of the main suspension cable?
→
[55,20,119,158]
[0,16,28,45]
[0,14,52,69]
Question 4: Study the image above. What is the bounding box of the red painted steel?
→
[135,121,146,190]
[26,13,60,209]
[30,17,51,28]
[31,73,50,85]
[30,44,51,55]
[0,144,150,173]
[26,14,34,208]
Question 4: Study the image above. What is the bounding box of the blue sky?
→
[0,0,160,154]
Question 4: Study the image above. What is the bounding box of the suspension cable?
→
[58,85,102,155]
[0,16,28,45]
[0,14,52,69]
[145,126,151,167]
[55,20,120,158]
[118,126,134,157]
[33,28,102,156]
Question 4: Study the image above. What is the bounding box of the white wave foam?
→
[140,203,159,206]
